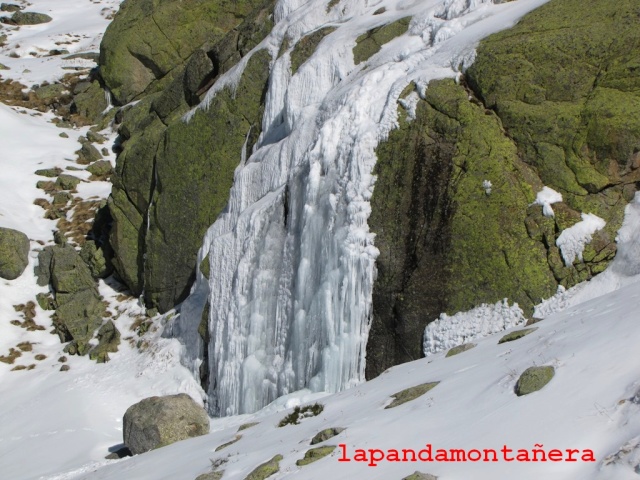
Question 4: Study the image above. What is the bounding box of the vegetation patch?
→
[296,445,336,466]
[353,17,410,65]
[498,328,538,344]
[215,435,241,452]
[0,347,22,364]
[278,403,324,427]
[386,382,440,409]
[238,422,259,431]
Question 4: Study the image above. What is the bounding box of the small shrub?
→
[278,403,324,427]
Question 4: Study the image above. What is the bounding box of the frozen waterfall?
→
[171,0,552,416]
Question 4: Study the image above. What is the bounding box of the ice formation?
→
[423,298,527,356]
[171,0,553,416]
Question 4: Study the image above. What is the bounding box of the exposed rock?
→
[35,167,62,178]
[55,174,81,190]
[0,227,30,280]
[80,239,112,278]
[87,160,113,178]
[0,4,21,12]
[353,17,410,65]
[76,142,103,165]
[498,328,538,344]
[515,366,555,396]
[446,343,477,358]
[237,422,259,432]
[244,455,282,480]
[386,382,439,409]
[402,473,438,480]
[296,446,336,466]
[89,320,120,362]
[71,81,108,124]
[310,427,345,445]
[35,292,55,310]
[9,11,52,25]
[99,0,266,105]
[215,435,241,452]
[195,473,223,480]
[123,394,210,454]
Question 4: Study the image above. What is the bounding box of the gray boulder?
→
[0,227,29,280]
[10,11,52,25]
[123,394,209,454]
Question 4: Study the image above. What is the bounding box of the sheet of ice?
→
[174,0,555,417]
[533,186,563,217]
[423,298,526,355]
[556,213,606,265]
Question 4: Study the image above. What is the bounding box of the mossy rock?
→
[244,454,282,480]
[386,382,439,409]
[402,473,438,480]
[445,343,476,358]
[195,473,223,480]
[353,17,410,65]
[36,292,56,310]
[498,327,537,344]
[238,422,259,431]
[215,435,241,452]
[71,81,108,124]
[55,174,81,191]
[0,227,29,280]
[87,160,114,177]
[310,427,345,445]
[289,27,336,75]
[515,365,555,396]
[296,445,336,466]
[89,320,121,363]
[11,11,51,25]
[35,167,62,178]
[99,0,265,104]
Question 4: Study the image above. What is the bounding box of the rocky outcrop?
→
[36,243,107,355]
[99,0,266,105]
[0,227,29,280]
[365,0,639,378]
[107,0,275,311]
[123,394,210,454]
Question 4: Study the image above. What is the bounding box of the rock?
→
[59,364,70,371]
[123,394,210,454]
[87,160,113,177]
[105,446,132,459]
[35,292,55,310]
[0,227,30,280]
[195,473,223,480]
[80,240,112,278]
[35,167,62,178]
[33,84,69,104]
[10,11,52,25]
[446,343,477,357]
[55,174,81,190]
[310,427,345,445]
[52,191,72,205]
[402,473,438,480]
[498,328,538,344]
[70,81,108,124]
[1,3,21,12]
[76,142,103,165]
[386,382,439,409]
[89,320,120,362]
[353,17,410,65]
[244,455,282,480]
[99,0,266,105]
[515,366,555,396]
[296,446,336,466]
[86,130,107,144]
[237,422,259,432]
[215,435,241,452]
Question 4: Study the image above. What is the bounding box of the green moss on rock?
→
[498,327,537,344]
[0,227,29,280]
[386,382,439,409]
[515,365,555,396]
[353,17,410,65]
[296,446,336,466]
[445,343,476,358]
[244,455,282,480]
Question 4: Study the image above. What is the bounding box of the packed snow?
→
[175,0,556,417]
[423,299,527,356]
[556,213,606,266]
[533,186,563,217]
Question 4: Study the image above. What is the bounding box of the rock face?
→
[106,0,275,312]
[0,227,29,280]
[99,0,266,105]
[123,394,210,454]
[365,0,640,377]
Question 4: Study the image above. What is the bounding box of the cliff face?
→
[99,0,639,385]
[366,0,640,376]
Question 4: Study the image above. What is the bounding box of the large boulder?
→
[0,227,29,280]
[108,1,275,312]
[123,394,210,454]
[99,0,266,105]
[36,244,106,355]
[365,0,639,377]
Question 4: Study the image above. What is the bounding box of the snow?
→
[423,298,527,355]
[534,186,563,217]
[556,213,606,265]
[175,0,556,417]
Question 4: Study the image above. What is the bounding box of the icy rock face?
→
[173,0,554,416]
